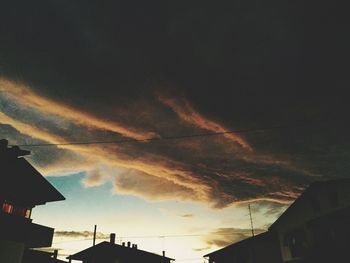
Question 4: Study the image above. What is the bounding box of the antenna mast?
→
[93,225,97,246]
[248,204,255,236]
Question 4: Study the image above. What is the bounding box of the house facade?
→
[0,139,65,263]
[269,179,350,263]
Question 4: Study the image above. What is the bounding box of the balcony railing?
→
[0,212,54,248]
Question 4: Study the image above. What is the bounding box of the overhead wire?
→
[9,119,337,147]
[52,230,267,244]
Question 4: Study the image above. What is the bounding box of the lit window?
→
[2,201,31,219]
[2,201,13,214]
[25,208,32,219]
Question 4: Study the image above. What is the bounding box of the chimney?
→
[134,244,138,249]
[53,250,58,259]
[127,241,131,248]
[110,233,116,244]
[122,242,125,246]
[162,251,165,257]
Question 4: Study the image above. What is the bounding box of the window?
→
[13,206,27,217]
[2,202,13,214]
[2,201,31,219]
[25,209,31,219]
[284,229,307,258]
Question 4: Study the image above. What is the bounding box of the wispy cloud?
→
[158,208,195,218]
[0,79,156,140]
[158,95,252,151]
[180,214,194,218]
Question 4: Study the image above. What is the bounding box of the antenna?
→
[93,225,97,246]
[248,204,255,236]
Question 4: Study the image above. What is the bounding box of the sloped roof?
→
[204,232,271,258]
[269,179,350,230]
[0,154,65,206]
[67,241,174,262]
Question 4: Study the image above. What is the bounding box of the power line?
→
[120,234,212,238]
[9,121,326,147]
[52,230,268,244]
[9,127,278,147]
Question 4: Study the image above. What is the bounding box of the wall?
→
[274,181,350,262]
[0,239,25,263]
[209,234,281,263]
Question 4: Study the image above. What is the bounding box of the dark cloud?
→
[180,214,194,218]
[54,231,109,239]
[240,201,288,217]
[192,246,211,252]
[1,0,350,207]
[262,203,288,217]
[203,227,266,248]
[1,0,348,98]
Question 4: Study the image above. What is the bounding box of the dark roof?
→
[204,232,271,258]
[67,241,174,262]
[0,150,65,206]
[269,179,350,230]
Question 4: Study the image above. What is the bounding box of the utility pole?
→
[93,225,97,246]
[248,204,255,237]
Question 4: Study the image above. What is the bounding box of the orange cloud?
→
[0,109,211,203]
[0,111,67,145]
[0,78,156,140]
[158,95,252,151]
[0,106,307,207]
[0,78,313,207]
[113,169,200,202]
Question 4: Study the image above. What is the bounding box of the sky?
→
[0,0,349,262]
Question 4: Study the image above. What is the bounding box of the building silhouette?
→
[204,179,350,263]
[204,231,281,263]
[0,139,66,263]
[22,249,67,263]
[269,179,350,263]
[67,233,174,263]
